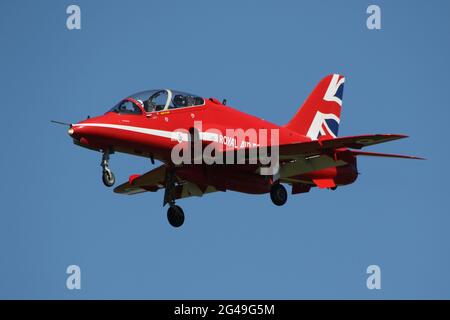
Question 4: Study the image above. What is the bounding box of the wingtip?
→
[351,150,425,160]
[400,155,426,160]
[372,134,409,139]
[390,134,409,139]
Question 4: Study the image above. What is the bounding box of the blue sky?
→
[0,0,449,299]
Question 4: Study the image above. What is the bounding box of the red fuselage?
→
[69,97,357,194]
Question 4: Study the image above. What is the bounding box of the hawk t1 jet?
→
[54,75,423,227]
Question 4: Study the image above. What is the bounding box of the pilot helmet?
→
[173,94,186,107]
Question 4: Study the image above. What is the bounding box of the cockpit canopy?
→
[109,89,205,114]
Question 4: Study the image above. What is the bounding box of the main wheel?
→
[167,205,185,228]
[102,170,115,187]
[270,183,288,206]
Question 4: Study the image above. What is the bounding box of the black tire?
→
[102,170,115,187]
[270,183,288,206]
[167,205,185,228]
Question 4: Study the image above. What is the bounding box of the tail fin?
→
[285,74,345,140]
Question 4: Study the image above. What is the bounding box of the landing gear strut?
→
[101,150,115,187]
[270,183,288,206]
[163,169,185,228]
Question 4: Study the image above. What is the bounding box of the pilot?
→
[143,98,154,112]
[173,94,186,108]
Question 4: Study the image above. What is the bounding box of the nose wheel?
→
[101,150,115,187]
[102,169,115,187]
[270,183,288,206]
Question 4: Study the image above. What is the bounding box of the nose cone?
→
[68,125,83,140]
[67,118,90,142]
[68,115,111,149]
[69,116,101,139]
[68,122,93,149]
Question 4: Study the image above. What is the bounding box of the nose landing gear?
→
[101,150,115,187]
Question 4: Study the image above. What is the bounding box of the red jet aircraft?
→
[55,74,423,227]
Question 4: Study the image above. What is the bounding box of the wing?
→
[114,164,167,195]
[216,134,412,162]
[114,164,219,200]
[114,134,420,197]
[277,134,409,157]
[214,134,420,183]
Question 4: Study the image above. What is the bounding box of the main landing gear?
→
[163,169,186,228]
[101,150,115,187]
[270,183,288,206]
[167,203,185,228]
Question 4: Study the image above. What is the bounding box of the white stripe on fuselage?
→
[72,123,221,143]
